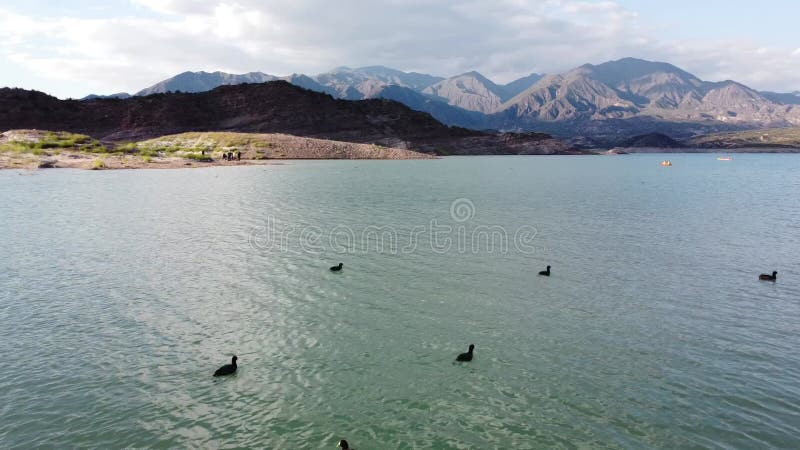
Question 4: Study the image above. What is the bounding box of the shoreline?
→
[0,152,287,170]
[0,152,446,170]
[6,149,800,170]
[0,130,438,170]
[604,147,800,154]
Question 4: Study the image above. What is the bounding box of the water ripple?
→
[1,157,800,448]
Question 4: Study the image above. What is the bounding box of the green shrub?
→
[91,158,105,170]
[36,132,85,149]
[141,147,160,157]
[0,142,30,153]
[84,141,108,152]
[116,143,137,153]
[38,141,61,149]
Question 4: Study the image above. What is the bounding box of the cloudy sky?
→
[1,0,798,98]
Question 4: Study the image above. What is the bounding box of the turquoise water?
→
[1,154,799,449]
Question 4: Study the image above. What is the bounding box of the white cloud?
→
[131,0,213,15]
[1,1,799,97]
[652,40,800,91]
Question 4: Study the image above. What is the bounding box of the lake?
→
[1,154,799,449]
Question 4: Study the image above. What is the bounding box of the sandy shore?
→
[0,151,288,170]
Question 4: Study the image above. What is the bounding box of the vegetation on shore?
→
[0,130,107,154]
[0,130,434,170]
[130,132,431,160]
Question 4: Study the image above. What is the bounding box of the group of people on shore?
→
[221,151,241,161]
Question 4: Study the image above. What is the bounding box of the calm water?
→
[1,154,799,449]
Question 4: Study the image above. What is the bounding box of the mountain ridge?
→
[135,70,278,96]
[49,58,800,146]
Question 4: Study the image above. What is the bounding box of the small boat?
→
[660,160,672,166]
[717,155,733,161]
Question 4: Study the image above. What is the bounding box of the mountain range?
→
[80,58,800,146]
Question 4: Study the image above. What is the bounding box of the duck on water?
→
[538,265,551,276]
[759,271,777,281]
[456,344,475,362]
[213,355,238,377]
[330,263,343,272]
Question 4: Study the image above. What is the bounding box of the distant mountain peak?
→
[611,56,657,64]
[455,71,497,84]
[588,57,698,80]
[81,92,131,101]
[315,66,443,98]
[423,71,507,113]
[135,70,277,96]
[356,65,404,73]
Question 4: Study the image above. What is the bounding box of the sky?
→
[1,0,798,98]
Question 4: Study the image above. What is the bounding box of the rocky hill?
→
[686,127,800,149]
[620,132,685,148]
[0,83,577,155]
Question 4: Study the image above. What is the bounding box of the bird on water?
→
[330,263,344,272]
[337,439,352,449]
[538,265,551,276]
[759,271,777,281]
[213,355,238,377]
[456,344,475,362]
